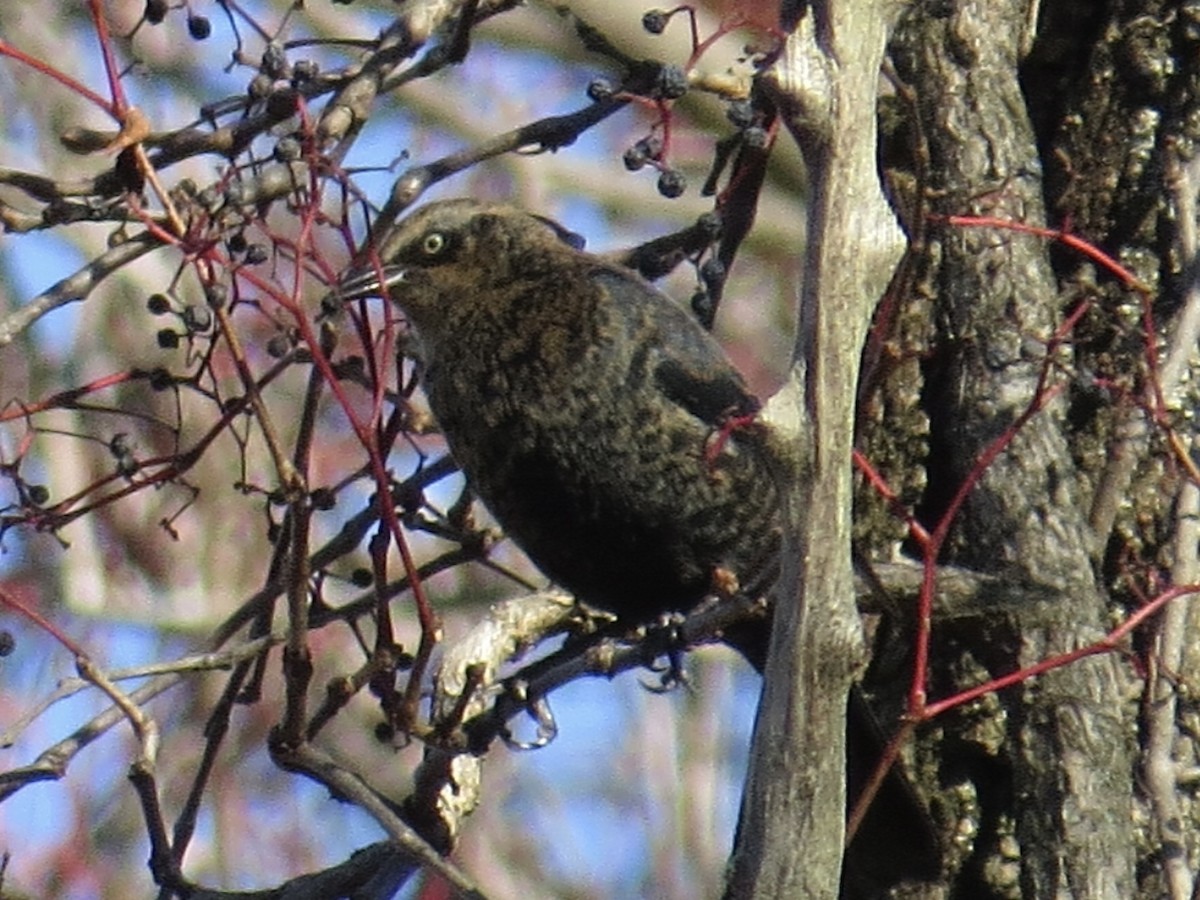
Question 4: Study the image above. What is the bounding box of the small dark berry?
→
[587,76,615,103]
[319,294,343,319]
[743,125,769,150]
[109,433,134,458]
[625,136,664,171]
[146,293,172,315]
[144,0,168,25]
[187,13,211,40]
[26,484,49,506]
[227,232,248,255]
[261,43,287,79]
[642,9,669,34]
[265,86,299,121]
[640,135,663,159]
[397,483,425,517]
[657,168,687,198]
[0,630,15,656]
[182,304,213,333]
[148,368,173,391]
[244,243,269,265]
[311,487,337,510]
[248,73,273,101]
[266,331,293,359]
[157,329,180,349]
[350,568,374,588]
[655,64,689,100]
[320,294,343,318]
[273,136,302,162]
[726,99,754,129]
[291,59,319,84]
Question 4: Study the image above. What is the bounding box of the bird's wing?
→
[589,268,760,426]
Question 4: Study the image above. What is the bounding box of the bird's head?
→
[335,199,586,332]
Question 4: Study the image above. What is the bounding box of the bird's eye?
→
[422,232,446,256]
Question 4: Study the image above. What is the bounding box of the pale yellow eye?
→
[422,232,446,256]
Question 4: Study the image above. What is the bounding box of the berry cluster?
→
[142,0,211,41]
[725,98,769,150]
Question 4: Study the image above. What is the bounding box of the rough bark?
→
[889,2,1137,896]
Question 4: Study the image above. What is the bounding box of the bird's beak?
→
[335,264,411,302]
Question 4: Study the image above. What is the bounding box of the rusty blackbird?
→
[339,199,940,891]
[342,198,781,641]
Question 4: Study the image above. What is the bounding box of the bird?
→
[338,198,939,889]
[339,198,781,645]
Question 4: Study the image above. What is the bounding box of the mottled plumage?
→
[344,199,780,632]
